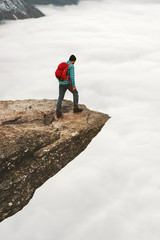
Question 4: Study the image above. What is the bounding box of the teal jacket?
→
[58,61,75,88]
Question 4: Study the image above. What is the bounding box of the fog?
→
[0,0,160,239]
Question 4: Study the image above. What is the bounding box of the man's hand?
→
[72,87,76,91]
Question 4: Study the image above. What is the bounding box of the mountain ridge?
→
[24,0,79,6]
[0,0,44,21]
[0,0,79,21]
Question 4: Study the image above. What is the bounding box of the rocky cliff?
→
[0,99,110,222]
[0,0,44,21]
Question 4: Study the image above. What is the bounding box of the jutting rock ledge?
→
[0,99,110,222]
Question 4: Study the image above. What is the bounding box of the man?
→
[56,55,83,118]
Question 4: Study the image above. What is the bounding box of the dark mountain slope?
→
[24,0,79,6]
[0,0,44,21]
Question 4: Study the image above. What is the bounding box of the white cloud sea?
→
[0,0,160,239]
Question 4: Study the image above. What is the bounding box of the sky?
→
[0,0,160,239]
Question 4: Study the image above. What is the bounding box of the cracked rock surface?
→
[0,99,110,222]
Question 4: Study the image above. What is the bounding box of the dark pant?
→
[56,84,79,112]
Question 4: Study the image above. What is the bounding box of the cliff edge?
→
[0,99,110,222]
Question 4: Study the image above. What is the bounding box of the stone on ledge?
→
[0,99,110,222]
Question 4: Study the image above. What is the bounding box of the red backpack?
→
[55,62,71,81]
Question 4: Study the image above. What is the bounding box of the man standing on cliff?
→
[56,55,83,118]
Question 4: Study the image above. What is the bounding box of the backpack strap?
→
[66,63,72,82]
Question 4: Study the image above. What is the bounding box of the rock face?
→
[0,0,44,21]
[0,99,110,222]
[24,0,79,6]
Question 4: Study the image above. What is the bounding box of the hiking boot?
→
[56,111,62,118]
[74,106,83,113]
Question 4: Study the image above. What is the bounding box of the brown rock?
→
[0,99,110,222]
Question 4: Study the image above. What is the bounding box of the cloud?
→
[0,1,160,240]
